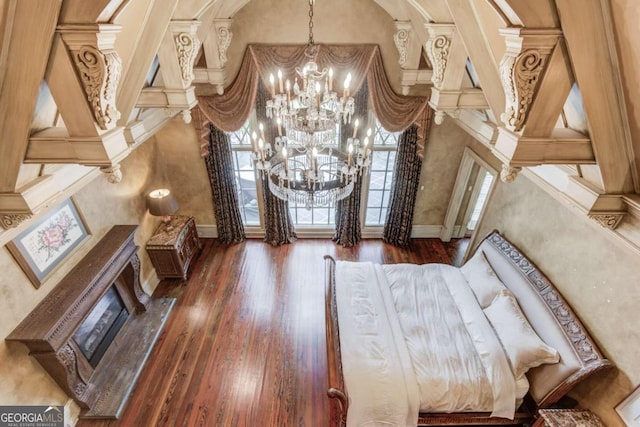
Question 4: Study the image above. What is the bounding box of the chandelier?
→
[251,0,371,208]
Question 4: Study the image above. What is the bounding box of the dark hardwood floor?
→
[77,238,465,427]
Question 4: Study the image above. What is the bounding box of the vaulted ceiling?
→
[0,0,638,235]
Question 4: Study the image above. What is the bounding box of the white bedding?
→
[335,261,519,427]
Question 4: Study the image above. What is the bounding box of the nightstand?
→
[532,408,605,427]
[146,215,201,280]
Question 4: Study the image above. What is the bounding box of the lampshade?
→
[147,188,179,216]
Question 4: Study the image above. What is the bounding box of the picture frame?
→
[6,198,90,289]
[617,385,640,426]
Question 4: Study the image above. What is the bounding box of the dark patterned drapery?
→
[255,80,297,246]
[200,120,246,244]
[333,82,369,247]
[382,124,422,247]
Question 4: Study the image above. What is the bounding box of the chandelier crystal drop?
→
[252,0,371,208]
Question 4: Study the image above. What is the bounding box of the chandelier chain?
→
[308,0,314,45]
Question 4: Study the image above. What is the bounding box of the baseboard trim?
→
[196,225,218,238]
[196,224,446,240]
[411,225,443,238]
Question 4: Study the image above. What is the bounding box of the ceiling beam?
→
[116,0,181,126]
[0,0,62,192]
[445,0,505,123]
[555,0,636,193]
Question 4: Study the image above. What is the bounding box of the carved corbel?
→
[171,22,201,87]
[499,28,562,133]
[393,21,411,68]
[500,164,522,183]
[0,213,33,230]
[100,164,122,184]
[424,24,457,90]
[58,25,123,131]
[165,108,192,124]
[392,21,428,95]
[215,19,233,68]
[588,213,625,230]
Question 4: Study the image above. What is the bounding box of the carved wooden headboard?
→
[478,230,613,407]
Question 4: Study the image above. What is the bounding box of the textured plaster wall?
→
[152,116,215,225]
[217,0,404,95]
[0,139,164,423]
[413,117,477,225]
[475,173,640,426]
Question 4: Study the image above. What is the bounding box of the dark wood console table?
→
[6,225,175,419]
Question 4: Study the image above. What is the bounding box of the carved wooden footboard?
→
[324,231,614,426]
[325,255,348,427]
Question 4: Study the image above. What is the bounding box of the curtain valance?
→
[196,44,429,148]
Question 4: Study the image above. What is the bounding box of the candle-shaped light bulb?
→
[312,147,318,174]
[276,116,282,136]
[348,143,353,167]
[367,127,372,137]
[352,118,359,139]
[269,74,275,96]
[343,76,350,99]
[258,137,265,161]
[328,68,334,91]
[363,136,369,159]
[259,122,265,141]
[282,147,288,173]
[278,69,283,93]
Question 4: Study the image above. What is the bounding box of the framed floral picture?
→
[7,198,90,288]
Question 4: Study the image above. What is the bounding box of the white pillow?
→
[460,249,507,308]
[484,290,560,379]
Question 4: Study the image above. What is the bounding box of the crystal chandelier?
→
[251,0,371,208]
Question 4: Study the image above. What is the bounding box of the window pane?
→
[228,121,260,226]
[365,208,381,225]
[365,118,399,226]
[382,190,391,207]
[384,172,394,190]
[369,171,386,190]
[295,208,313,224]
[371,152,389,170]
[367,190,383,208]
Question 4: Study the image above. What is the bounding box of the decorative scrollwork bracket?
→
[59,25,123,131]
[499,28,562,132]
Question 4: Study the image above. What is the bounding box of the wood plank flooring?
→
[77,238,463,427]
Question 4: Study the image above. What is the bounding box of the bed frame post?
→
[324,255,348,426]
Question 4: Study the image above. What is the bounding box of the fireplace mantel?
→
[7,225,175,418]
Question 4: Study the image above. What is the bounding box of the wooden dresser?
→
[146,215,201,280]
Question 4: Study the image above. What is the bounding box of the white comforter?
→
[335,261,517,427]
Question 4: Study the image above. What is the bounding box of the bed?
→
[324,230,613,426]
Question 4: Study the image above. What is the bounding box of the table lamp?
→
[147,188,179,229]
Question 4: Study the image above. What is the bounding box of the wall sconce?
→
[147,188,179,229]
